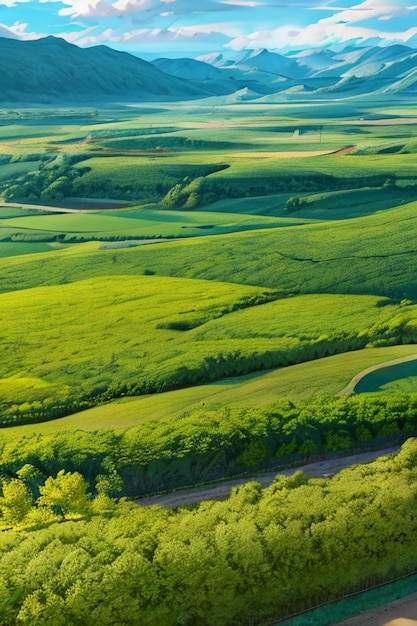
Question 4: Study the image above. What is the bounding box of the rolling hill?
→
[2,35,417,104]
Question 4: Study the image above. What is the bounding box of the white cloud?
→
[222,1,266,6]
[56,0,238,20]
[110,0,156,14]
[73,21,235,47]
[59,0,118,18]
[226,0,417,50]
[0,22,21,36]
[325,0,417,24]
[0,0,29,6]
[227,21,417,51]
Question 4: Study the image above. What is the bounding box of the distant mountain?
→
[151,57,253,96]
[313,46,417,96]
[198,44,417,99]
[2,36,417,104]
[288,48,339,72]
[153,57,225,81]
[0,36,211,104]
[230,48,310,79]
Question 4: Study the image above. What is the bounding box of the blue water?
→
[354,358,417,393]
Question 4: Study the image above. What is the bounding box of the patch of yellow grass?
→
[230,150,334,158]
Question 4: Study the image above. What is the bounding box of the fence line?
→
[262,566,417,625]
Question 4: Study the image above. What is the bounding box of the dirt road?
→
[0,201,80,214]
[136,446,399,508]
[337,354,417,396]
[336,591,417,625]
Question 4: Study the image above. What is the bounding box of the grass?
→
[209,152,417,184]
[0,241,70,257]
[354,359,417,394]
[0,162,40,181]
[0,208,307,241]
[1,199,416,301]
[2,344,417,439]
[0,274,277,414]
[0,270,416,423]
[187,293,400,342]
[202,185,417,220]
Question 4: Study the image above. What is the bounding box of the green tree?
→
[284,196,306,213]
[0,479,33,526]
[37,470,90,519]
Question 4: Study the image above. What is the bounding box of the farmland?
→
[2,99,417,624]
[1,101,417,421]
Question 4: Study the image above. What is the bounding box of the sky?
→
[1,0,417,59]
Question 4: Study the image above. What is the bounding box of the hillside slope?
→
[0,36,208,103]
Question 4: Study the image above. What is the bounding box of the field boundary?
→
[337,353,417,396]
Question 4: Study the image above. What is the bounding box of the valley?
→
[1,71,417,624]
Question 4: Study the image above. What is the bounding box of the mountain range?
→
[1,35,417,104]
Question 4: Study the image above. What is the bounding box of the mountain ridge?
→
[1,35,417,104]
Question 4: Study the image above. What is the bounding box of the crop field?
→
[0,99,417,431]
[203,185,417,219]
[0,207,298,250]
[1,198,417,303]
[3,97,417,626]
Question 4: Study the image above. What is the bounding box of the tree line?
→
[2,438,417,624]
[2,393,417,498]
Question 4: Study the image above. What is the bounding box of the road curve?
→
[136,446,399,509]
[0,201,80,214]
[337,353,417,396]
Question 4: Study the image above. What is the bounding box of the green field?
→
[0,199,416,301]
[204,185,417,220]
[0,102,417,433]
[4,273,417,426]
[0,207,307,250]
[1,102,417,431]
[2,100,417,626]
[2,345,416,439]
[353,359,417,394]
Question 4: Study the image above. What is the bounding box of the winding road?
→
[0,201,80,214]
[137,355,417,509]
[136,446,400,508]
[337,353,417,396]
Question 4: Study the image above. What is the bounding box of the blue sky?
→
[1,0,417,58]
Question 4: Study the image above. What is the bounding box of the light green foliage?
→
[37,470,90,519]
[1,102,417,625]
[235,439,267,467]
[1,440,417,624]
[2,392,417,498]
[0,479,33,526]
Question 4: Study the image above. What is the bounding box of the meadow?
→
[0,102,417,418]
[1,344,416,438]
[1,99,417,624]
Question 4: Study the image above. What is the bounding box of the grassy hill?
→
[0,207,305,252]
[2,83,417,626]
[0,271,416,425]
[1,199,417,300]
[1,102,417,427]
[2,344,416,439]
